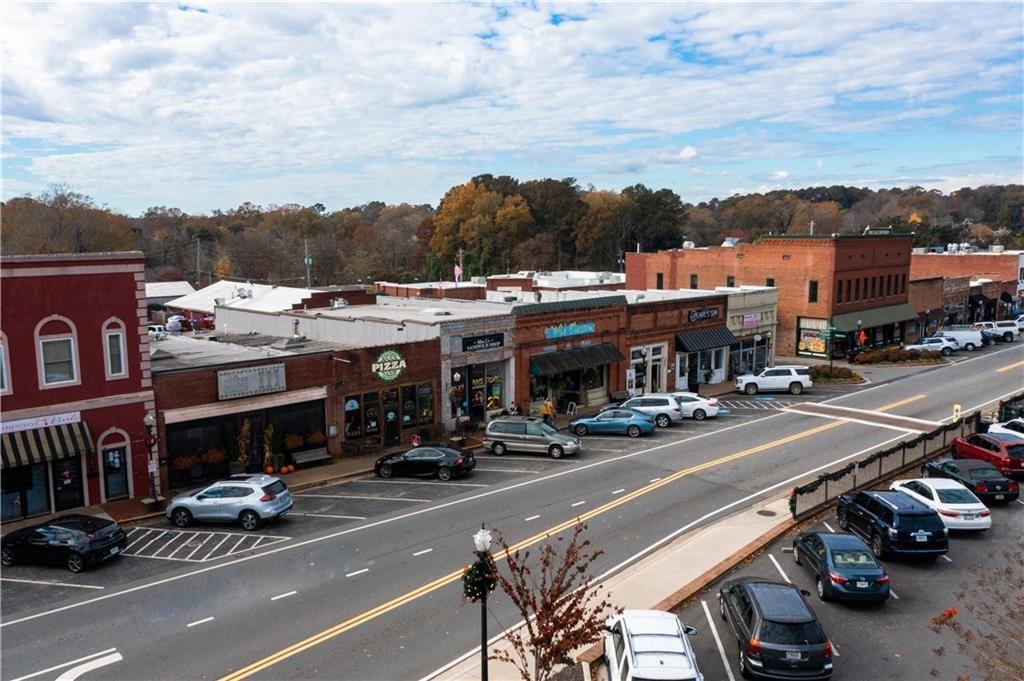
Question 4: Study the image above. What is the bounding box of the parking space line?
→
[571,501,586,507]
[768,554,792,584]
[346,568,369,578]
[203,533,233,560]
[350,479,487,488]
[0,578,104,590]
[940,554,953,563]
[166,533,200,559]
[297,494,432,503]
[131,530,167,555]
[649,477,661,483]
[830,641,840,657]
[477,455,577,463]
[822,522,836,533]
[290,512,368,520]
[271,591,297,601]
[187,617,214,627]
[413,548,433,557]
[524,514,540,521]
[889,589,900,600]
[1017,499,1024,506]
[226,535,248,556]
[184,533,214,561]
[151,531,190,558]
[612,489,625,495]
[700,600,736,681]
[124,528,155,551]
[473,467,536,473]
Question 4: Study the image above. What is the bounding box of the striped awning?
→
[0,422,94,470]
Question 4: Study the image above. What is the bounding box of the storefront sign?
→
[371,349,407,382]
[218,364,286,400]
[742,312,763,327]
[797,329,827,357]
[544,321,595,339]
[689,308,720,322]
[0,411,81,435]
[462,333,504,352]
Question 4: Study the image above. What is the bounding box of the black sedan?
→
[375,445,476,481]
[1,514,128,573]
[792,531,889,603]
[922,458,1020,503]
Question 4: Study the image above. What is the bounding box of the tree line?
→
[2,180,1021,286]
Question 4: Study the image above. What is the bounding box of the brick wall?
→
[911,253,1020,282]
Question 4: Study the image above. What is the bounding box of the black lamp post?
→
[143,411,157,501]
[472,525,494,681]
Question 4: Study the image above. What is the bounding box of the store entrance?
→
[102,447,129,500]
[52,458,84,512]
[383,388,401,446]
[1,463,51,521]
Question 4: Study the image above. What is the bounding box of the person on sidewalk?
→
[508,401,521,416]
[540,398,555,427]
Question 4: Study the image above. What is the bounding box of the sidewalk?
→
[434,496,793,681]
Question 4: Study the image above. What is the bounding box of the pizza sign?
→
[372,349,407,382]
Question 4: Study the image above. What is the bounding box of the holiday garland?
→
[462,553,497,602]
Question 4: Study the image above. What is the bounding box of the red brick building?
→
[627,233,916,358]
[908,277,945,340]
[1,252,155,521]
[911,249,1024,320]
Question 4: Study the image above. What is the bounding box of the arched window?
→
[34,315,81,389]
[0,331,10,395]
[102,317,128,380]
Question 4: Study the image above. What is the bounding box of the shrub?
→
[810,365,856,380]
[851,348,942,364]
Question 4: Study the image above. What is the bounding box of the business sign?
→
[462,333,504,353]
[544,321,596,340]
[371,349,407,382]
[689,307,721,322]
[218,364,286,400]
[0,411,81,435]
[797,329,827,357]
[742,312,763,327]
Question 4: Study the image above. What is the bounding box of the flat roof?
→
[293,296,512,325]
[150,333,345,372]
[376,280,485,290]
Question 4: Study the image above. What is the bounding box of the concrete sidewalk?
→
[434,496,793,681]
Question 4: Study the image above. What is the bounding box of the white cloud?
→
[771,170,790,181]
[679,145,698,161]
[815,159,824,169]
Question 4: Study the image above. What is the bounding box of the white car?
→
[988,418,1024,439]
[974,320,1020,342]
[612,394,685,427]
[903,337,958,356]
[1015,314,1024,332]
[604,610,704,681]
[671,392,720,420]
[734,366,813,395]
[889,478,991,530]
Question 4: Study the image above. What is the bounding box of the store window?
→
[485,362,504,411]
[268,400,326,456]
[690,274,698,289]
[417,383,434,425]
[727,275,736,287]
[345,395,363,438]
[402,385,417,427]
[364,392,381,437]
[808,280,818,303]
[166,415,236,488]
[0,334,9,395]
[451,364,505,419]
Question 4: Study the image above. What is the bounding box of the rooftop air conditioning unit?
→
[912,247,926,254]
[331,298,349,309]
[947,243,957,252]
[214,297,226,306]
[471,276,486,285]
[991,245,1004,253]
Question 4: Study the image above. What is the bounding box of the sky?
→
[3,2,1022,216]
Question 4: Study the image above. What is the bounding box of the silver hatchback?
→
[166,474,293,531]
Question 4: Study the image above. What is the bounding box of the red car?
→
[952,432,1024,478]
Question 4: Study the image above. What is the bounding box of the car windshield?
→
[758,620,825,645]
[830,549,877,568]
[537,422,559,435]
[968,468,1003,481]
[1006,444,1024,459]
[262,481,286,496]
[935,489,978,504]
[896,514,945,532]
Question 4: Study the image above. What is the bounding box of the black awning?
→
[1,422,94,470]
[1000,291,1014,303]
[676,325,739,352]
[530,343,625,376]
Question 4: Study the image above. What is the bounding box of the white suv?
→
[735,366,813,395]
[904,336,958,356]
[607,394,684,427]
[604,610,704,681]
[974,320,1020,342]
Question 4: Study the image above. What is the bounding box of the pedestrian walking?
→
[540,397,555,427]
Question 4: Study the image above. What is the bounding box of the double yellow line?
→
[219,394,924,680]
[996,359,1024,373]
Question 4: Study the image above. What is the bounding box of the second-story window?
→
[808,280,819,303]
[41,338,76,385]
[106,331,125,377]
[656,273,664,290]
[0,337,9,395]
[726,275,736,287]
[766,277,775,287]
[690,274,698,289]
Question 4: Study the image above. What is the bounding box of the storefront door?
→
[52,458,83,512]
[1,463,51,521]
[103,447,129,500]
[383,388,401,446]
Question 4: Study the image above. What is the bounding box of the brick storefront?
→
[908,277,945,341]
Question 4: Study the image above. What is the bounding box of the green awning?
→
[831,303,917,333]
[530,343,624,376]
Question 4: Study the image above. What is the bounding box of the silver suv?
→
[166,474,293,531]
[735,365,813,395]
[604,394,683,427]
[484,416,581,459]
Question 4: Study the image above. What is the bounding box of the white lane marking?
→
[0,578,104,590]
[351,479,488,488]
[166,532,200,559]
[940,554,953,563]
[132,529,167,555]
[477,455,578,463]
[578,447,623,452]
[151,531,191,558]
[612,489,625,495]
[346,568,369,577]
[768,554,792,584]
[124,527,156,551]
[831,641,841,657]
[54,652,123,681]
[251,537,264,549]
[794,403,942,426]
[889,589,900,600]
[226,535,248,556]
[571,501,586,507]
[8,380,1011,630]
[649,477,662,483]
[9,648,118,681]
[290,512,367,520]
[524,514,540,522]
[822,522,836,533]
[297,494,431,503]
[184,533,214,561]
[783,408,928,433]
[203,533,233,560]
[473,467,537,473]
[413,548,433,557]
[187,616,214,627]
[1017,499,1024,506]
[271,590,297,601]
[701,600,737,681]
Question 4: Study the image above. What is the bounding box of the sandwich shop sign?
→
[372,349,407,382]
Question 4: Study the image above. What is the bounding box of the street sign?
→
[953,403,962,421]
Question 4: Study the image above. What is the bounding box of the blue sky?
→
[2,2,1021,215]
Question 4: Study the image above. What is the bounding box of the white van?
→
[934,328,983,351]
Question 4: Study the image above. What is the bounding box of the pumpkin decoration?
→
[264,466,274,474]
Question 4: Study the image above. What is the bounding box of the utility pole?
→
[304,238,312,288]
[195,239,202,287]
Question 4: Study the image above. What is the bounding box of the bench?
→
[291,447,331,466]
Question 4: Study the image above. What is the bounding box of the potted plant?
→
[232,418,251,475]
[262,424,276,472]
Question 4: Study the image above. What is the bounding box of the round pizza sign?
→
[372,349,407,382]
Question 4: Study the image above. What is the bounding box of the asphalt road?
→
[2,343,1021,681]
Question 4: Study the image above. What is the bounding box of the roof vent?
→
[682,240,695,249]
[271,336,306,350]
[420,307,451,316]
[214,297,226,306]
[991,244,1005,253]
[331,298,349,309]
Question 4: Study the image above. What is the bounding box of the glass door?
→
[649,346,664,393]
[383,388,401,446]
[103,447,129,500]
[52,458,83,512]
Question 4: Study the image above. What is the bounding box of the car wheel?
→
[1,547,14,566]
[627,425,641,438]
[941,347,951,356]
[738,646,752,679]
[816,577,830,602]
[693,409,707,421]
[66,552,84,573]
[172,508,193,528]
[871,533,886,559]
[549,445,564,459]
[792,543,801,565]
[574,425,588,436]
[378,464,393,479]
[492,442,507,456]
[837,509,849,530]
[964,343,975,351]
[656,414,671,428]
[745,383,758,395]
[1004,333,1014,343]
[239,511,261,531]
[789,382,803,395]
[437,466,453,481]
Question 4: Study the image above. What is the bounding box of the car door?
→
[674,395,695,417]
[938,461,959,482]
[847,493,874,538]
[591,411,615,434]
[219,485,251,520]
[21,528,53,563]
[960,435,988,462]
[502,422,528,452]
[810,536,828,579]
[604,621,627,681]
[976,436,999,467]
[763,369,788,390]
[400,448,429,475]
[620,398,643,418]
[193,486,227,520]
[525,423,548,453]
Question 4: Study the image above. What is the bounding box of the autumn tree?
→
[519,178,587,269]
[575,190,638,270]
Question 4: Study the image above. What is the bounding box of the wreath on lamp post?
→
[462,551,497,602]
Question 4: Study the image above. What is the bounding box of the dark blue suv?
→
[836,490,948,559]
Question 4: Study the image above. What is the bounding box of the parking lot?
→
[671,496,1024,680]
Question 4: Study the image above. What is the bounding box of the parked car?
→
[933,328,983,351]
[951,432,1024,478]
[791,532,890,603]
[166,474,294,530]
[888,479,991,531]
[735,366,813,395]
[603,610,704,681]
[671,392,720,420]
[375,445,475,481]
[147,324,167,336]
[973,320,1019,342]
[718,578,833,680]
[836,490,948,559]
[570,408,656,438]
[921,458,1020,503]
[606,394,684,427]
[1,514,128,573]
[902,337,956,356]
[1015,314,1024,332]
[978,329,999,346]
[987,418,1024,439]
[484,416,581,458]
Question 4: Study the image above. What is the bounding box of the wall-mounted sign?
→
[544,321,596,339]
[742,312,763,327]
[462,333,504,352]
[372,349,407,382]
[689,307,721,322]
[0,411,81,435]
[218,364,286,400]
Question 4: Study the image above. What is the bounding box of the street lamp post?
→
[857,320,863,349]
[472,525,494,681]
[143,411,157,502]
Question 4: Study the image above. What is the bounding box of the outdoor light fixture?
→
[473,527,492,554]
[465,523,497,681]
